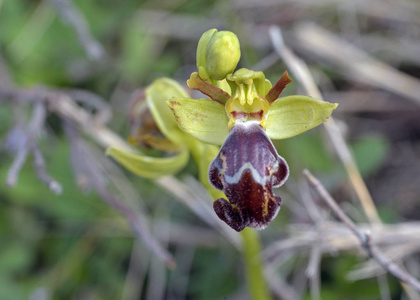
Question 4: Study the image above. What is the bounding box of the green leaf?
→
[0,243,32,273]
[0,277,24,300]
[168,97,229,145]
[284,134,334,172]
[266,95,338,139]
[146,78,189,144]
[106,147,189,179]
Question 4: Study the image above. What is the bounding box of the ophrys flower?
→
[168,29,338,231]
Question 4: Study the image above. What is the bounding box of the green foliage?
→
[0,0,403,299]
[191,249,239,300]
[352,134,389,177]
[278,132,336,180]
[304,255,399,300]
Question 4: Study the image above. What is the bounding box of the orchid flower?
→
[107,29,338,232]
[168,29,338,231]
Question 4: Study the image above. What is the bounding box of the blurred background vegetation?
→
[1,0,420,299]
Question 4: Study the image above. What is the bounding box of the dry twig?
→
[32,144,63,194]
[64,120,175,268]
[293,23,420,105]
[303,169,420,293]
[6,99,63,194]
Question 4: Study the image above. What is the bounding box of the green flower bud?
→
[196,29,241,82]
[196,29,218,82]
[206,31,241,81]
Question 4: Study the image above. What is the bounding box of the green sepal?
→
[106,147,189,179]
[146,78,189,144]
[266,95,338,139]
[168,97,229,145]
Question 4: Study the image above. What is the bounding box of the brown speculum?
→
[209,122,289,231]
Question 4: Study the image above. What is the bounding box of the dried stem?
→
[303,169,420,293]
[98,185,175,269]
[62,89,112,125]
[264,264,301,300]
[32,145,63,194]
[293,23,420,106]
[63,120,175,268]
[6,100,62,194]
[6,140,30,186]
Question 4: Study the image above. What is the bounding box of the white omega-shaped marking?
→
[222,160,280,186]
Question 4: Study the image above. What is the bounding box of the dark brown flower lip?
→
[209,121,289,231]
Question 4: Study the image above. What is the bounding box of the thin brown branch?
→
[303,169,420,293]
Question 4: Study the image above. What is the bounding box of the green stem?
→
[189,142,273,300]
[241,228,272,300]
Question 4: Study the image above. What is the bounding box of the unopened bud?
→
[196,29,241,82]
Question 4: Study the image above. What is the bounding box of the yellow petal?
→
[266,96,338,139]
[146,78,189,144]
[168,97,229,145]
[106,147,189,179]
